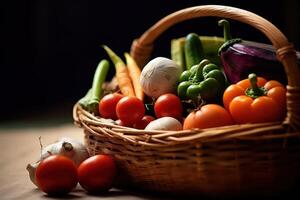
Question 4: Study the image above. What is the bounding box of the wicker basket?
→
[73,5,300,198]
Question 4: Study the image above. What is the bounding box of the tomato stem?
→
[246,73,267,98]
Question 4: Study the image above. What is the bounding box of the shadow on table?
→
[28,187,180,200]
[24,187,300,200]
[74,188,179,200]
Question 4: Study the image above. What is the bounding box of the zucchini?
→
[171,38,186,72]
[184,33,204,70]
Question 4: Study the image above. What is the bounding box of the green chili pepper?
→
[177,59,226,103]
[79,59,110,115]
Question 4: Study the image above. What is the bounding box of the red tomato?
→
[99,93,123,120]
[115,119,131,127]
[133,115,155,129]
[116,96,145,125]
[154,93,183,119]
[35,155,78,195]
[183,104,234,130]
[77,155,116,193]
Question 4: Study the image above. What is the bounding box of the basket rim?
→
[73,103,300,148]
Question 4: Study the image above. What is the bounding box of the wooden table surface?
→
[0,123,174,200]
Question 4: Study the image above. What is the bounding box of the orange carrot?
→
[102,45,135,97]
[124,52,144,101]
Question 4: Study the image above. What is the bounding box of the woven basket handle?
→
[130,5,300,129]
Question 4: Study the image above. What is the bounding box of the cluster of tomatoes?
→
[99,93,185,129]
[35,154,116,196]
[99,92,235,130]
[99,73,287,130]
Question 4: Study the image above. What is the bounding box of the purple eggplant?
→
[218,19,300,84]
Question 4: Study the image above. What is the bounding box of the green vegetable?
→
[177,81,193,99]
[171,38,186,72]
[184,33,204,70]
[173,36,224,67]
[177,59,226,103]
[186,77,221,101]
[245,73,267,98]
[79,59,110,114]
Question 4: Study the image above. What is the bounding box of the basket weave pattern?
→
[74,5,300,197]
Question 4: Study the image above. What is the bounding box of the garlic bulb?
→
[27,137,89,186]
[140,57,182,98]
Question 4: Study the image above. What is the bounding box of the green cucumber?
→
[184,33,204,70]
[176,36,224,67]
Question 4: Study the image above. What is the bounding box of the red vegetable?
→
[35,155,78,195]
[183,104,234,129]
[133,115,155,129]
[99,93,123,120]
[154,93,183,120]
[116,96,145,125]
[77,155,116,193]
[115,119,130,127]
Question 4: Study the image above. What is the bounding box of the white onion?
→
[140,57,182,98]
[145,117,183,131]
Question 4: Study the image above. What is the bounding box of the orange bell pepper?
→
[223,73,286,124]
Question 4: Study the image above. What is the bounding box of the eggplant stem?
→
[218,19,232,42]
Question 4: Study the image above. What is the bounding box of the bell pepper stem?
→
[249,73,259,91]
[193,59,210,82]
[246,73,266,98]
[218,19,232,42]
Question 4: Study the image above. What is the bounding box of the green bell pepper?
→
[177,59,226,103]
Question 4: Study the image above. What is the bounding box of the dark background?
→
[2,0,300,125]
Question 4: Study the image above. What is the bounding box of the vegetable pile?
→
[78,19,289,132]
